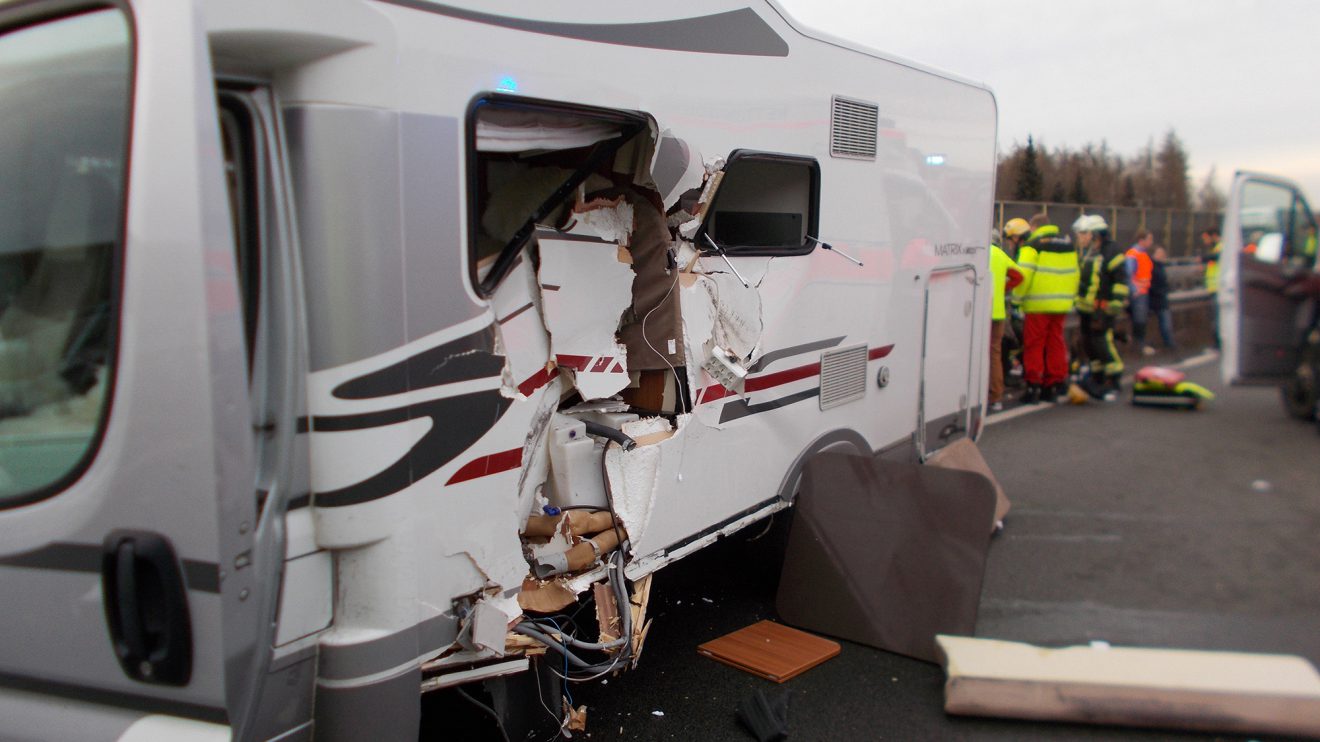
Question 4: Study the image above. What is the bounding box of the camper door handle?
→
[101,530,194,686]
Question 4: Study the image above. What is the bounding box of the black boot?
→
[1082,375,1106,401]
[1049,383,1069,403]
[1023,384,1041,404]
[1102,374,1122,401]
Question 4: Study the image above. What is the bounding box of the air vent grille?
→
[819,344,868,410]
[830,96,878,160]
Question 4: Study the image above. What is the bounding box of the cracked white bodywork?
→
[603,416,674,546]
[537,236,635,400]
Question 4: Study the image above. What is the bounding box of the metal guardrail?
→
[996,201,1222,259]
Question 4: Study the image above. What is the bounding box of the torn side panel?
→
[650,130,706,211]
[603,416,674,548]
[563,194,634,245]
[537,233,634,400]
[678,272,765,423]
[489,251,552,398]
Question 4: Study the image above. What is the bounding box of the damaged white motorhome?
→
[0,0,998,739]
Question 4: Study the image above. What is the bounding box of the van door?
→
[920,265,980,457]
[1220,172,1319,387]
[0,0,262,735]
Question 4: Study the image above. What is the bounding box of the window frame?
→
[464,93,651,297]
[0,0,135,510]
[1287,192,1317,268]
[697,149,821,257]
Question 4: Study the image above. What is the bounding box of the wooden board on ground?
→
[936,635,1320,738]
[698,620,840,683]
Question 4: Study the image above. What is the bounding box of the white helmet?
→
[1072,214,1108,233]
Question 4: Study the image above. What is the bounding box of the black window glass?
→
[704,154,818,255]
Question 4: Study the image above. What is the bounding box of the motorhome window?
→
[467,98,648,295]
[0,8,131,507]
[703,153,819,256]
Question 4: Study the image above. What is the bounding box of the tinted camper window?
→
[0,9,131,506]
[703,152,819,256]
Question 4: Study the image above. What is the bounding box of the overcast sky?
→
[776,0,1320,203]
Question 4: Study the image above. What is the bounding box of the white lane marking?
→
[1008,533,1123,543]
[985,401,1053,426]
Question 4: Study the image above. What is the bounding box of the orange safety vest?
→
[1126,247,1153,296]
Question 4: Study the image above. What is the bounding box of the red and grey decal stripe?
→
[555,354,626,374]
[447,341,895,484]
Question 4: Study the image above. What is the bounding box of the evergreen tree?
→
[1070,170,1089,205]
[1120,175,1137,207]
[1196,166,1226,213]
[1155,129,1191,210]
[1015,135,1043,201]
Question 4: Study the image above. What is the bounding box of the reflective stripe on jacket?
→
[1077,239,1130,314]
[1013,225,1079,314]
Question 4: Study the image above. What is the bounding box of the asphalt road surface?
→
[543,358,1320,742]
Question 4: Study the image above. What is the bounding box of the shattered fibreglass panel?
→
[490,251,553,399]
[537,234,634,400]
[698,271,763,361]
[603,416,674,548]
[564,194,634,244]
[650,130,705,210]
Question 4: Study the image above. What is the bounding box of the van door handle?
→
[101,530,193,686]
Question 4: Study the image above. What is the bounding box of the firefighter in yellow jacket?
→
[1012,215,1080,404]
[1074,214,1129,400]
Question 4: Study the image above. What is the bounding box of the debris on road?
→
[737,687,791,742]
[936,635,1320,738]
[925,438,1011,532]
[775,452,996,663]
[698,620,840,683]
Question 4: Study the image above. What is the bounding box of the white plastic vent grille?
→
[819,344,868,410]
[830,96,878,160]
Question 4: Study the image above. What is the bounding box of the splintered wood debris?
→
[936,635,1320,738]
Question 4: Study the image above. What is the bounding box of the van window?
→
[1288,193,1317,269]
[1238,180,1293,264]
[0,8,131,506]
[703,152,819,256]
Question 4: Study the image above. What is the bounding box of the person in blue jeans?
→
[1149,246,1177,351]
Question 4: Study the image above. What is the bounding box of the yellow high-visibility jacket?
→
[990,244,1021,321]
[1204,241,1222,292]
[1013,225,1079,314]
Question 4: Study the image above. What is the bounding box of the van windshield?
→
[0,9,130,505]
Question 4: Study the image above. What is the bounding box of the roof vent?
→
[830,96,878,160]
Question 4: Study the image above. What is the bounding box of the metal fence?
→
[995,201,1223,258]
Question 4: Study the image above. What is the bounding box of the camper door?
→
[1220,172,1319,386]
[0,0,264,735]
